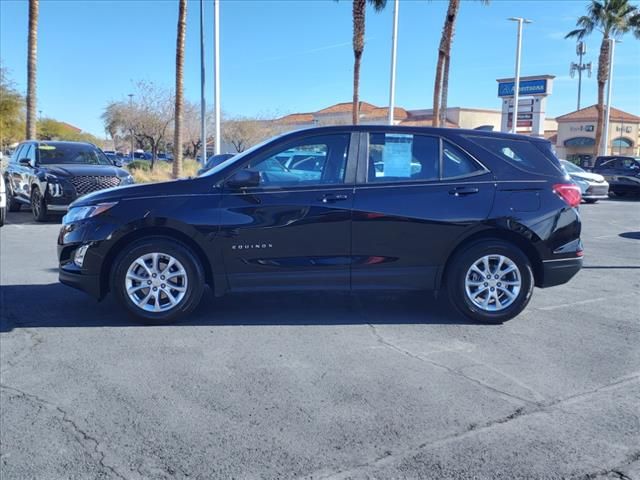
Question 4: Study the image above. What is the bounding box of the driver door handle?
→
[449,186,479,197]
[321,193,349,203]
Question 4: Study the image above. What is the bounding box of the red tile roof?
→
[366,107,409,120]
[556,105,640,123]
[316,101,378,115]
[276,113,314,124]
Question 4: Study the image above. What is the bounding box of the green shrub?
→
[127,160,151,171]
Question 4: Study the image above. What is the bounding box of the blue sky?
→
[1,0,639,137]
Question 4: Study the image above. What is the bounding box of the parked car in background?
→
[4,141,134,222]
[0,174,6,226]
[197,153,235,175]
[593,156,640,196]
[103,152,123,166]
[58,126,583,325]
[560,160,609,203]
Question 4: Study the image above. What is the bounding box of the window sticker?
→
[382,134,413,178]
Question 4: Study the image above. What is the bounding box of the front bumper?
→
[59,264,102,299]
[539,257,583,288]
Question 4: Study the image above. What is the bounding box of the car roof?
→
[277,125,551,143]
[26,140,96,148]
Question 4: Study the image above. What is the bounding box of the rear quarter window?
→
[465,136,563,177]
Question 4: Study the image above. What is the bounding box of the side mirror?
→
[19,158,32,167]
[112,159,123,168]
[226,169,260,189]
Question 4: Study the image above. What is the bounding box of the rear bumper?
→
[539,257,583,288]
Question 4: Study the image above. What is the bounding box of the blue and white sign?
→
[498,79,547,97]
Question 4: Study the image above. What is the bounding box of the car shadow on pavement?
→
[619,231,640,240]
[3,211,62,225]
[0,283,477,332]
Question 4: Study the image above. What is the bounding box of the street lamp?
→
[199,0,207,164]
[128,93,134,159]
[387,0,399,126]
[508,17,532,134]
[213,0,221,155]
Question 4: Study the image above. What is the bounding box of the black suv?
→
[58,126,583,324]
[593,155,640,196]
[4,141,134,221]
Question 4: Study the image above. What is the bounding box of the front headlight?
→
[120,174,135,185]
[63,202,117,224]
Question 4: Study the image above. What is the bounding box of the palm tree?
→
[173,0,187,178]
[432,0,489,128]
[566,0,639,156]
[352,0,386,124]
[26,0,39,139]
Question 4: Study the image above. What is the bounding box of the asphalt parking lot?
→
[1,199,639,480]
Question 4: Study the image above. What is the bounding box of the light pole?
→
[213,0,221,155]
[199,0,207,164]
[128,93,134,158]
[601,38,618,156]
[387,0,399,126]
[508,17,532,134]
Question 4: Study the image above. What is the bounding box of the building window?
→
[611,137,634,148]
[564,137,595,147]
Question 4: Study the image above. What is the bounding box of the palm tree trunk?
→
[352,0,366,125]
[26,0,39,140]
[432,51,444,128]
[173,0,187,178]
[437,0,460,129]
[594,37,609,157]
[440,54,451,127]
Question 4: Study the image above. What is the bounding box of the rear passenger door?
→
[351,131,495,290]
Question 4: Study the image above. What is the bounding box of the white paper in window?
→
[382,134,413,177]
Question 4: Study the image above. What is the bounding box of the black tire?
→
[30,186,48,222]
[584,199,598,204]
[111,237,205,324]
[0,206,5,227]
[7,186,21,212]
[445,239,534,324]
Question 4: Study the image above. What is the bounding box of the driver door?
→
[218,132,357,292]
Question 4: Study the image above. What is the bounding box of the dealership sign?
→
[498,79,548,97]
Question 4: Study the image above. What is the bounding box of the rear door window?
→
[442,140,486,179]
[367,133,439,183]
[466,136,562,176]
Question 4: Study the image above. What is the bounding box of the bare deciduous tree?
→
[222,117,274,153]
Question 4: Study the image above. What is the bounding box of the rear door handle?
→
[321,193,349,203]
[449,186,479,197]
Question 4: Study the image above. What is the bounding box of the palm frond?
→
[368,0,387,12]
[565,28,588,39]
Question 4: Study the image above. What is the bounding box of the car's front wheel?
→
[112,237,205,324]
[446,239,534,324]
[31,186,48,222]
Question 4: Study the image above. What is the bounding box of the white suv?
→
[0,174,6,226]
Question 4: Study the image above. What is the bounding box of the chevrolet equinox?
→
[58,126,583,324]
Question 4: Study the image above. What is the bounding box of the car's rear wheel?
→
[30,187,48,222]
[0,206,5,226]
[112,237,205,324]
[446,239,534,324]
[584,199,598,204]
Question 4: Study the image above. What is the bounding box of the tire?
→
[584,199,598,204]
[30,186,48,222]
[7,186,21,212]
[0,206,5,227]
[445,239,534,324]
[111,237,205,324]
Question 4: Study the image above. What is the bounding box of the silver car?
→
[560,160,610,204]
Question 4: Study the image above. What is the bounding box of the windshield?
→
[38,143,113,166]
[560,160,584,174]
[200,133,290,177]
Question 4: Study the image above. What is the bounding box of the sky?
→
[1,0,639,138]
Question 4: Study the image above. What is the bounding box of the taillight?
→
[553,183,582,208]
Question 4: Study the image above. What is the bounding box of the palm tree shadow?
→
[0,283,477,333]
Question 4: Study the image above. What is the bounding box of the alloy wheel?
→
[464,254,521,312]
[125,252,188,312]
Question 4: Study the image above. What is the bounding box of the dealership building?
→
[553,105,640,163]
